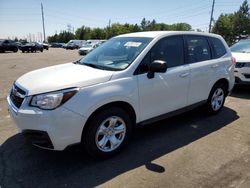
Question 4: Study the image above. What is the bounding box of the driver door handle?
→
[179,72,190,78]
[211,64,219,68]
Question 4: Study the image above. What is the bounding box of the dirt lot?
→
[0,49,250,188]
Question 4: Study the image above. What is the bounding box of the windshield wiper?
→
[82,62,104,70]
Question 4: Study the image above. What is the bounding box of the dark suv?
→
[0,39,18,53]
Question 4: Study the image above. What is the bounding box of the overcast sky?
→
[0,0,244,40]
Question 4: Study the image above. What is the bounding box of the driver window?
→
[138,36,184,74]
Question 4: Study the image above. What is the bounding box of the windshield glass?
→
[79,37,152,71]
[231,40,250,53]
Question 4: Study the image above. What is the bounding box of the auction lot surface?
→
[0,49,250,188]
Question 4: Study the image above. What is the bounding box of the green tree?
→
[212,14,235,44]
[233,0,250,38]
[212,0,250,44]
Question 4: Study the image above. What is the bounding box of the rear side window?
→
[209,37,227,58]
[185,36,211,63]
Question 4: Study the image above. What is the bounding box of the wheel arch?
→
[81,101,137,140]
[213,78,229,95]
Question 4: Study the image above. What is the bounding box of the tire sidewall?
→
[207,83,226,114]
[83,107,132,158]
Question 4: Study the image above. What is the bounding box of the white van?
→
[7,31,235,158]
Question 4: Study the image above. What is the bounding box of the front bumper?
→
[235,76,250,85]
[7,95,87,150]
[234,68,250,85]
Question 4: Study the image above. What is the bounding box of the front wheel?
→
[205,83,226,114]
[82,107,132,158]
[13,47,18,53]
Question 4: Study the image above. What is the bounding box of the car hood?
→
[16,63,114,96]
[232,52,250,62]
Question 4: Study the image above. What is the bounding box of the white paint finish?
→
[137,65,190,121]
[232,52,250,83]
[7,31,235,151]
[16,63,113,95]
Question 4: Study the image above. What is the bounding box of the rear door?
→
[184,35,214,105]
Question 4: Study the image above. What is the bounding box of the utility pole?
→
[209,0,215,33]
[41,3,46,42]
[108,19,111,28]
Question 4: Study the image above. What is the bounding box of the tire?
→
[83,107,132,158]
[13,47,18,53]
[205,82,227,115]
[22,50,25,53]
[40,49,43,52]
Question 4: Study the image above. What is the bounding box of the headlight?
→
[30,88,79,110]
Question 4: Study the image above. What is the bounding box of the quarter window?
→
[185,36,211,63]
[209,37,227,58]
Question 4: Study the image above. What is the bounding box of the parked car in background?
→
[20,42,44,53]
[65,40,86,49]
[0,39,18,53]
[78,43,100,55]
[50,43,64,48]
[40,43,49,50]
[231,39,250,85]
[65,42,79,50]
[7,31,234,158]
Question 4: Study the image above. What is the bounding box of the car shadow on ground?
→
[230,85,250,99]
[0,107,239,188]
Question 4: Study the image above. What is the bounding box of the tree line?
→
[48,0,250,45]
[47,18,192,43]
[212,0,250,45]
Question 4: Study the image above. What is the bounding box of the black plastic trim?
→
[138,100,207,126]
[22,130,54,149]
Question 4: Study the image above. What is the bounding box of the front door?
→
[137,36,190,121]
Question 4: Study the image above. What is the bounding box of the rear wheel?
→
[205,83,226,114]
[13,47,18,53]
[83,107,132,158]
[40,49,43,52]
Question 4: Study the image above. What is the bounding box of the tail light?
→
[231,57,236,65]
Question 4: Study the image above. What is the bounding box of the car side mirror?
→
[147,60,167,79]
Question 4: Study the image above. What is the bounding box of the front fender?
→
[64,77,140,123]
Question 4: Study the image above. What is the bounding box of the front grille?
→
[10,84,26,108]
[235,62,250,68]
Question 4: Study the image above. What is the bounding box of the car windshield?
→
[78,37,152,71]
[230,40,250,53]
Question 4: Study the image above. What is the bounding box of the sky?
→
[0,0,245,40]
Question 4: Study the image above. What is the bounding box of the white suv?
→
[7,31,235,158]
[230,39,250,85]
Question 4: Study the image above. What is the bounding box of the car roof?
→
[116,31,222,39]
